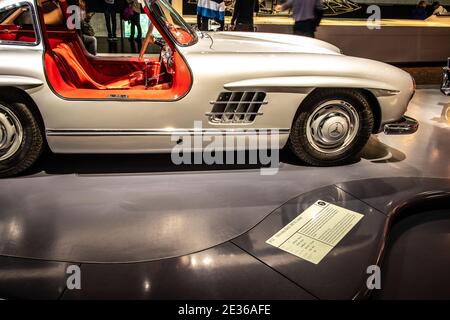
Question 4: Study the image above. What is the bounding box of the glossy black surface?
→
[375,209,450,299]
[0,170,309,263]
[0,90,447,263]
[233,186,387,300]
[0,89,448,299]
[62,243,314,300]
[0,256,69,300]
[336,177,450,215]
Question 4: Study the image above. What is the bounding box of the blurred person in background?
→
[197,0,225,31]
[275,0,324,38]
[431,1,447,15]
[230,0,259,31]
[127,0,143,41]
[104,0,118,40]
[79,0,97,55]
[411,1,428,19]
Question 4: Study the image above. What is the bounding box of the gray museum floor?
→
[0,88,449,299]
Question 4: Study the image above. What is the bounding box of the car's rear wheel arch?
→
[0,87,46,177]
[0,87,46,137]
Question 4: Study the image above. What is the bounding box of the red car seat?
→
[52,43,144,89]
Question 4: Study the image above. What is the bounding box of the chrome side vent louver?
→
[206,92,267,123]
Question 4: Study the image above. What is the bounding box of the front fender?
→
[224,76,399,96]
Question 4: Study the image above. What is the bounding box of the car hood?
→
[204,31,341,55]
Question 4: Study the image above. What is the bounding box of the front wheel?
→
[288,89,374,166]
[0,101,43,177]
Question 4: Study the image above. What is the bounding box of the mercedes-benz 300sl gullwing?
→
[0,0,418,177]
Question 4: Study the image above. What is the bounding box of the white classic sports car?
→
[0,0,418,177]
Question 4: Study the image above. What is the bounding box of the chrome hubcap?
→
[0,105,23,161]
[306,100,359,153]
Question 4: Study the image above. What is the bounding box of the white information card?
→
[266,200,364,264]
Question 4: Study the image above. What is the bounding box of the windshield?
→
[144,0,197,46]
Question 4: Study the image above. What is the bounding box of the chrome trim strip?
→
[370,89,400,97]
[206,112,265,124]
[209,101,268,105]
[205,112,264,116]
[383,116,419,135]
[46,128,291,137]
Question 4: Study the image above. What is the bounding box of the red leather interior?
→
[53,43,144,89]
[0,25,36,43]
[44,29,192,100]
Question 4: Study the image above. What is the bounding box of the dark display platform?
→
[0,89,449,299]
